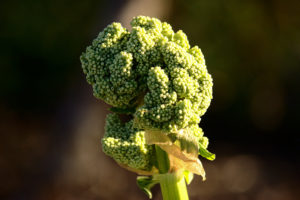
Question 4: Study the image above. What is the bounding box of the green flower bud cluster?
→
[80,16,214,172]
[102,114,154,171]
[81,16,212,132]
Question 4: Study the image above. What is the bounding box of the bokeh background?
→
[1,0,299,199]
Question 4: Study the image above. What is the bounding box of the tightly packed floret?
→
[81,16,213,132]
[101,114,210,173]
[102,113,154,171]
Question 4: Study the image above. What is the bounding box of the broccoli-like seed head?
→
[81,16,214,175]
[81,16,212,132]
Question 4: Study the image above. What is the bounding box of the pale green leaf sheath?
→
[80,16,215,200]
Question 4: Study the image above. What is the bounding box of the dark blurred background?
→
[1,0,299,199]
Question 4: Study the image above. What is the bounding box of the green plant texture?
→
[80,16,215,200]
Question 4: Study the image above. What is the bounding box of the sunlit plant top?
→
[80,16,215,200]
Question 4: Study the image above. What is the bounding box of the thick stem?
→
[155,145,189,200]
[160,173,189,200]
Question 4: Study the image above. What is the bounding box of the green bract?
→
[81,16,214,182]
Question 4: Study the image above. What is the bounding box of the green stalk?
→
[155,145,189,200]
[159,173,189,200]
